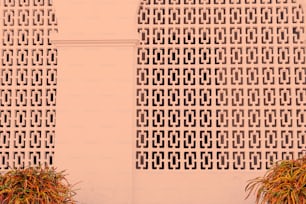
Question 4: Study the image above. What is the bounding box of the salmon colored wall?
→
[54,1,139,203]
[56,45,135,204]
[53,1,306,204]
[54,0,139,40]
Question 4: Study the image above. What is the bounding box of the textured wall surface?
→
[136,0,306,171]
[1,0,303,203]
[0,0,58,171]
[134,0,306,203]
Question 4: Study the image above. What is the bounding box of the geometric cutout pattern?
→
[0,0,57,170]
[136,0,306,170]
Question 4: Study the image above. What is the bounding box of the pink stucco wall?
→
[51,0,306,203]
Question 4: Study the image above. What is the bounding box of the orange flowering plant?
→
[0,166,76,204]
[245,155,306,204]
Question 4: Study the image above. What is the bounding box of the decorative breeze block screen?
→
[0,0,58,170]
[136,0,306,170]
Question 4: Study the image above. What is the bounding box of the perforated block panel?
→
[136,0,306,170]
[0,0,58,170]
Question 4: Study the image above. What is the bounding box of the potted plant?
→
[0,166,76,204]
[245,155,306,204]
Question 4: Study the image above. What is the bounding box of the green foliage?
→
[0,166,76,204]
[245,155,306,204]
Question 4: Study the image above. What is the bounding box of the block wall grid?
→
[136,0,306,171]
[0,0,58,170]
[0,0,306,203]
